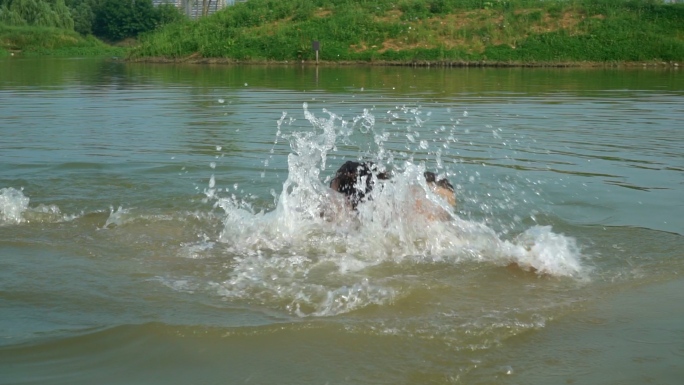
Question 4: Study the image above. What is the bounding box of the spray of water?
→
[0,187,30,225]
[0,187,73,225]
[204,104,585,317]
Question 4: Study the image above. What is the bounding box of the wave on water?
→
[196,104,586,317]
[0,187,77,225]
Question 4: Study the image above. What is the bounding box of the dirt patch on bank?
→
[314,8,331,18]
[363,9,590,54]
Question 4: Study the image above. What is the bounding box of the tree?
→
[156,3,183,26]
[0,4,27,25]
[11,0,44,25]
[52,0,74,29]
[32,0,59,27]
[70,1,94,34]
[93,0,132,40]
[0,0,73,29]
[93,0,185,41]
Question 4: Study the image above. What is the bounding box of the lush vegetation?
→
[129,0,684,64]
[0,23,124,55]
[0,0,184,55]
[87,0,184,41]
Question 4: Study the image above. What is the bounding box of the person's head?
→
[424,171,456,207]
[330,161,388,209]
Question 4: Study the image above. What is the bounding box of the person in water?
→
[423,171,457,207]
[416,171,457,221]
[328,160,389,209]
[325,161,456,220]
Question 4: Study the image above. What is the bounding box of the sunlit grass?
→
[128,0,684,64]
[0,24,126,57]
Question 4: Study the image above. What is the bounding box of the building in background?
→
[153,0,246,19]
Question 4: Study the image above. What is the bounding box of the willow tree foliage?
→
[0,5,26,25]
[0,0,73,29]
[1,0,185,40]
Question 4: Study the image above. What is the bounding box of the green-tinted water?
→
[1,58,683,384]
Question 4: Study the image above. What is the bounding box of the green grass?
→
[128,0,684,64]
[0,24,126,57]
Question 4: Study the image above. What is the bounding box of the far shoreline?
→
[126,56,683,69]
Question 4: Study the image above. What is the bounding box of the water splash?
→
[103,206,132,228]
[0,187,75,225]
[201,105,585,316]
[0,187,30,225]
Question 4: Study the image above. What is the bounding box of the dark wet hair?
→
[424,171,454,191]
[330,161,388,208]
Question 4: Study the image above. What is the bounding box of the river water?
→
[1,58,683,384]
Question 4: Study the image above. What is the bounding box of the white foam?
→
[179,240,216,259]
[0,187,30,225]
[505,225,584,276]
[0,187,76,225]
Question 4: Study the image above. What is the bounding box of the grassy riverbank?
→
[0,24,125,57]
[128,0,684,65]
